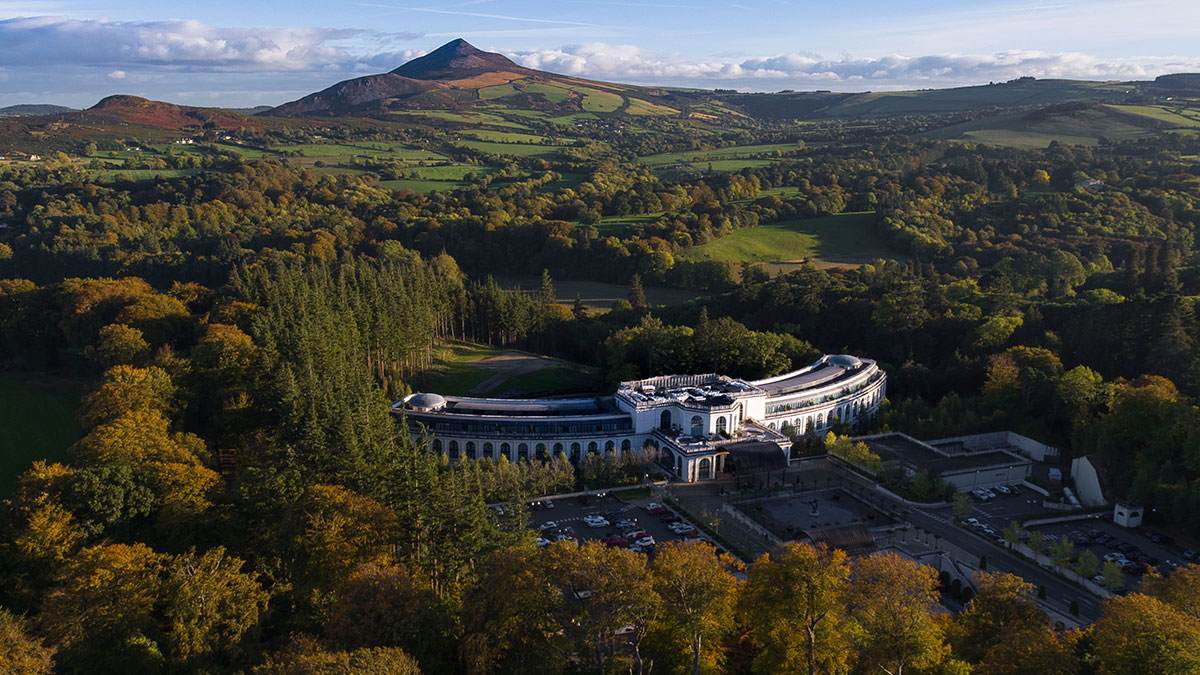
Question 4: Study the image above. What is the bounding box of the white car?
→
[535,537,551,548]
[669,522,697,534]
[584,515,610,528]
[539,521,558,531]
[994,485,1012,495]
[635,536,655,548]
[964,517,980,526]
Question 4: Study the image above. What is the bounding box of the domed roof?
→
[827,354,863,369]
[407,392,446,410]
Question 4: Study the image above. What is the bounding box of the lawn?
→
[413,342,600,397]
[677,212,896,270]
[0,373,84,496]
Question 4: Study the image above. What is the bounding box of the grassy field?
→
[455,139,562,157]
[677,212,896,271]
[592,213,664,236]
[960,129,1100,149]
[391,110,531,130]
[524,82,573,103]
[638,142,804,168]
[499,276,706,311]
[0,373,84,496]
[624,98,679,116]
[579,87,624,113]
[414,342,601,397]
[1108,104,1200,128]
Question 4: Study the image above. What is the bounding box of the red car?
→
[604,534,629,547]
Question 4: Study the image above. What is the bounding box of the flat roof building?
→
[393,354,886,483]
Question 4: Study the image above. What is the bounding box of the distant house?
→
[1076,178,1105,192]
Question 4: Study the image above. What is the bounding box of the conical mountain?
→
[392,38,532,79]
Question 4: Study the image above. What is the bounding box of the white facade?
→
[394,354,886,483]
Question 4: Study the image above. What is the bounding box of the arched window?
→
[553,442,564,457]
[466,441,476,459]
[449,441,459,460]
[483,442,494,459]
[769,422,777,431]
[432,438,443,453]
[518,443,529,461]
[805,417,814,434]
[571,442,581,461]
[690,415,703,437]
[659,409,672,431]
[816,414,824,428]
[500,443,511,460]
[605,440,615,453]
[588,441,598,454]
[699,457,713,480]
[535,443,548,461]
[621,439,631,452]
[716,416,728,436]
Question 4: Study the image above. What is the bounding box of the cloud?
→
[0,16,422,72]
[107,70,126,80]
[506,43,1200,89]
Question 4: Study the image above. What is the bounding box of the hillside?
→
[0,104,76,117]
[268,38,692,118]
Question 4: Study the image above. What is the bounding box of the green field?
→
[1108,104,1200,128]
[455,139,562,157]
[391,110,531,130]
[624,98,679,116]
[463,129,558,144]
[524,82,573,103]
[592,213,664,236]
[414,342,600,397]
[638,142,804,168]
[579,87,624,113]
[0,374,84,496]
[499,276,706,312]
[677,212,896,271]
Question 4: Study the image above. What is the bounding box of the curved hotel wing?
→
[393,354,886,483]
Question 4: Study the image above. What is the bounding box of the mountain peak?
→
[392,38,529,80]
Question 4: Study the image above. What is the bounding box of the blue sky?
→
[1,0,1198,107]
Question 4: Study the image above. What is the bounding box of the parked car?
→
[535,537,551,548]
[584,515,609,528]
[635,536,656,548]
[616,518,638,530]
[539,521,558,531]
[994,485,1012,495]
[645,503,668,515]
[603,534,628,547]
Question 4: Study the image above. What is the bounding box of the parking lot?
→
[1029,519,1196,590]
[527,492,722,557]
[967,486,1057,530]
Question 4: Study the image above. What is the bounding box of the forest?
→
[1,107,1200,673]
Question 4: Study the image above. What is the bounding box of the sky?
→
[1,0,1198,108]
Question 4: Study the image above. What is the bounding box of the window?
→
[716,416,728,436]
[605,440,615,455]
[690,415,703,436]
[466,441,476,459]
[660,409,672,431]
[699,457,713,480]
[500,443,511,460]
[621,439,631,452]
[535,443,548,461]
[483,442,493,459]
[449,441,459,460]
[588,441,598,454]
[432,439,443,453]
[553,442,564,457]
[571,442,581,461]
[518,443,529,461]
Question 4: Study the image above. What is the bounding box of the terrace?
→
[616,373,763,411]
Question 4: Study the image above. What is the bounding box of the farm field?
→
[638,142,805,168]
[414,342,601,397]
[454,139,564,157]
[1107,104,1200,128]
[960,129,1100,149]
[0,373,84,496]
[677,211,897,271]
[592,213,663,236]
